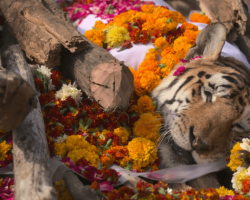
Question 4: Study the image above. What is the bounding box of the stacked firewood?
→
[0,0,250,199]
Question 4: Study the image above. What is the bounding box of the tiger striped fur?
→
[151,23,250,188]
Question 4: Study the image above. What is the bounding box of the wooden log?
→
[59,40,134,111]
[199,0,249,42]
[0,68,37,132]
[51,161,100,200]
[0,0,89,67]
[2,44,56,199]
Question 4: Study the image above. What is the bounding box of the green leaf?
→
[158,187,166,195]
[107,176,112,182]
[43,101,56,108]
[131,22,138,28]
[79,118,85,128]
[167,18,173,23]
[147,186,153,192]
[154,46,159,50]
[152,101,157,106]
[74,125,78,134]
[124,162,133,170]
[67,104,78,114]
[158,63,166,69]
[99,133,105,139]
[60,108,68,115]
[201,12,205,15]
[97,161,102,170]
[120,121,129,131]
[55,122,64,127]
[81,110,86,116]
[98,125,104,132]
[104,138,113,150]
[131,194,138,200]
[85,118,93,130]
[105,153,110,157]
[131,112,139,118]
[35,70,44,80]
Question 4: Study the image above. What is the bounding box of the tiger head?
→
[151,23,250,166]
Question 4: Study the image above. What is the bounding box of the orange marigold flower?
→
[140,71,161,94]
[100,153,115,168]
[94,20,107,30]
[181,22,199,31]
[84,29,106,47]
[190,12,211,24]
[183,30,200,45]
[154,37,169,51]
[141,4,156,13]
[113,127,130,144]
[154,17,178,34]
[173,36,192,59]
[137,95,156,114]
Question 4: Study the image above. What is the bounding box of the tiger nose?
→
[189,126,211,150]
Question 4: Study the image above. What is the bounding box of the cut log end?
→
[90,62,134,111]
[0,70,37,132]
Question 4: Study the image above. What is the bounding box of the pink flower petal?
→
[173,66,185,76]
[99,181,113,192]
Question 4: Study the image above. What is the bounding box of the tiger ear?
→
[184,23,227,62]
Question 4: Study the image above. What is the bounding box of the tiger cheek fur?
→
[151,23,250,168]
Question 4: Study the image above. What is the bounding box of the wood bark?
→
[199,0,249,42]
[52,162,100,200]
[2,44,56,199]
[0,0,89,67]
[59,40,134,111]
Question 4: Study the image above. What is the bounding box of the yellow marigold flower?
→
[216,186,234,196]
[137,95,156,114]
[84,29,106,47]
[113,127,130,143]
[68,148,100,167]
[140,71,161,95]
[133,113,162,142]
[141,4,156,13]
[65,135,96,152]
[190,13,211,24]
[0,141,11,164]
[94,20,107,30]
[173,36,192,59]
[154,37,169,51]
[105,25,131,48]
[54,142,67,158]
[154,17,178,34]
[54,180,73,200]
[182,22,199,31]
[128,137,157,170]
[228,142,243,171]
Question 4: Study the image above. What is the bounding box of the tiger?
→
[151,22,250,189]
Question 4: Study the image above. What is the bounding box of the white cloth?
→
[77,1,250,70]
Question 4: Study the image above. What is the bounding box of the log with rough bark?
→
[51,159,100,200]
[1,44,56,199]
[198,0,249,42]
[59,40,134,111]
[0,0,89,67]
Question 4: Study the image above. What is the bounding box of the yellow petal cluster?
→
[65,135,96,152]
[133,113,162,142]
[54,142,67,158]
[128,137,157,170]
[130,95,156,115]
[54,180,73,200]
[68,148,100,167]
[227,142,243,171]
[113,127,130,143]
[0,141,11,163]
[105,25,130,48]
[216,186,234,196]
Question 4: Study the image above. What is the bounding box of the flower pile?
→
[58,0,154,25]
[0,178,14,200]
[33,64,162,193]
[0,130,13,168]
[84,5,211,96]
